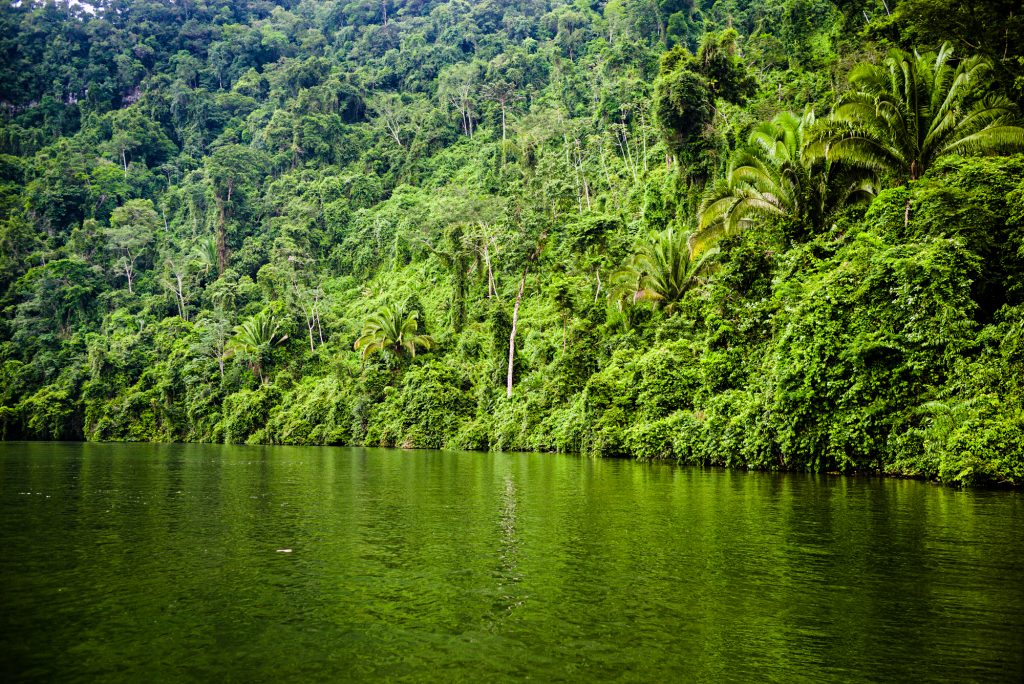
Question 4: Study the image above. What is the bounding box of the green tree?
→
[810,43,1024,224]
[194,233,219,278]
[354,304,434,365]
[368,93,411,149]
[205,144,267,273]
[104,107,176,178]
[0,214,39,293]
[226,310,288,385]
[653,30,755,170]
[653,59,712,162]
[12,258,100,343]
[610,227,718,314]
[159,248,193,321]
[481,78,520,144]
[884,0,1024,105]
[105,199,158,294]
[694,110,874,255]
[438,62,481,138]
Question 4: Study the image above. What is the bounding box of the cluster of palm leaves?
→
[692,43,1024,255]
[609,227,719,317]
[226,310,288,384]
[354,304,434,364]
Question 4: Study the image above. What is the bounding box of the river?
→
[1,442,1022,681]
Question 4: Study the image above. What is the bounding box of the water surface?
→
[1,442,1022,681]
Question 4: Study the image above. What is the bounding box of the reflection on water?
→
[1,442,1022,682]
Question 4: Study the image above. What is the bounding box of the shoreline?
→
[3,438,1019,490]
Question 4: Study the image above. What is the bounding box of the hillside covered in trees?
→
[2,0,1024,486]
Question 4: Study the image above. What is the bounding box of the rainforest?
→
[2,0,1024,487]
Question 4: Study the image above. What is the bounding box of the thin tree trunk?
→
[616,126,638,184]
[173,272,187,320]
[652,0,666,43]
[124,249,136,294]
[575,139,591,210]
[315,303,324,344]
[483,244,496,298]
[507,264,528,399]
[640,111,648,173]
[384,113,403,147]
[180,278,187,321]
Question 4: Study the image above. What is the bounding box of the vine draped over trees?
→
[2,0,1024,486]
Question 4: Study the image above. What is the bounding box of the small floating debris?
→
[276,548,292,553]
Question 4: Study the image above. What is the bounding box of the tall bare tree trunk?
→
[483,244,496,298]
[171,271,187,320]
[314,298,324,344]
[507,265,528,399]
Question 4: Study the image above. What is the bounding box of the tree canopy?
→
[2,0,1024,486]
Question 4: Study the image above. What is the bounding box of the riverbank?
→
[8,436,1021,490]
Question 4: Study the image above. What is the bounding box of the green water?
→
[1,443,1022,682]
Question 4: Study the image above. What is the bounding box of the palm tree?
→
[226,310,288,384]
[809,43,1024,223]
[194,234,218,277]
[609,227,718,316]
[354,304,434,364]
[693,110,874,256]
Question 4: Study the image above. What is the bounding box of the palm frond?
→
[818,41,1024,183]
[354,304,433,361]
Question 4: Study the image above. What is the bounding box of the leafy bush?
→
[222,386,282,445]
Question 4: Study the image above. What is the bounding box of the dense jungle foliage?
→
[2,0,1024,486]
